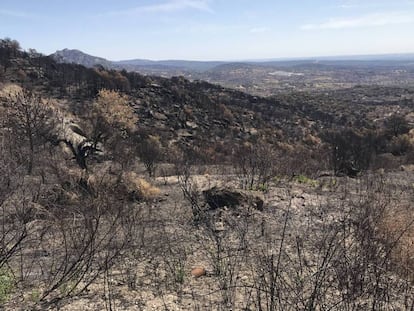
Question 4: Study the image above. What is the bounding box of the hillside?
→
[2,39,414,310]
[5,44,322,162]
[5,41,414,169]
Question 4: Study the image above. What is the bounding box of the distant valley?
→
[52,49,414,96]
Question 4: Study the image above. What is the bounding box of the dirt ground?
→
[4,168,414,311]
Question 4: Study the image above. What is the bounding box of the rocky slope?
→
[2,41,414,169]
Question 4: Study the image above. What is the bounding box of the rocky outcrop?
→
[203,186,264,211]
[51,49,113,68]
[52,115,97,170]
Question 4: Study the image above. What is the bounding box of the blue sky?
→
[1,0,414,60]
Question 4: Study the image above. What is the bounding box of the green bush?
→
[0,268,14,304]
[293,175,318,187]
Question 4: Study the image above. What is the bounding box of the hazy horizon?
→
[54,48,414,63]
[2,0,414,61]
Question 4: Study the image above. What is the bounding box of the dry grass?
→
[379,205,414,279]
[0,83,22,96]
[85,167,160,200]
[124,171,160,200]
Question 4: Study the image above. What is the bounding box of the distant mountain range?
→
[51,49,225,72]
[51,49,414,74]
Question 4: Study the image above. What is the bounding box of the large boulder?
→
[203,186,264,211]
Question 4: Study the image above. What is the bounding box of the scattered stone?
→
[186,121,198,129]
[191,267,206,278]
[248,127,258,135]
[177,129,193,137]
[214,221,226,232]
[318,171,333,177]
[400,164,414,172]
[151,111,168,120]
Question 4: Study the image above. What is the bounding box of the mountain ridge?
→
[51,48,414,72]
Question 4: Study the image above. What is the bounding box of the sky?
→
[1,0,414,61]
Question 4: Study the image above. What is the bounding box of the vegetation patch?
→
[293,174,319,187]
[0,268,14,304]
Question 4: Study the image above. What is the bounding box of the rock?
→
[203,186,264,211]
[186,121,198,129]
[191,267,206,278]
[400,164,414,172]
[214,221,226,232]
[151,111,168,121]
[177,129,193,137]
[248,127,258,136]
[318,171,333,177]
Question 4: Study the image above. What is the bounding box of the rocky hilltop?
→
[52,48,113,68]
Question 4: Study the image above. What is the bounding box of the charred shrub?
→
[323,128,377,177]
